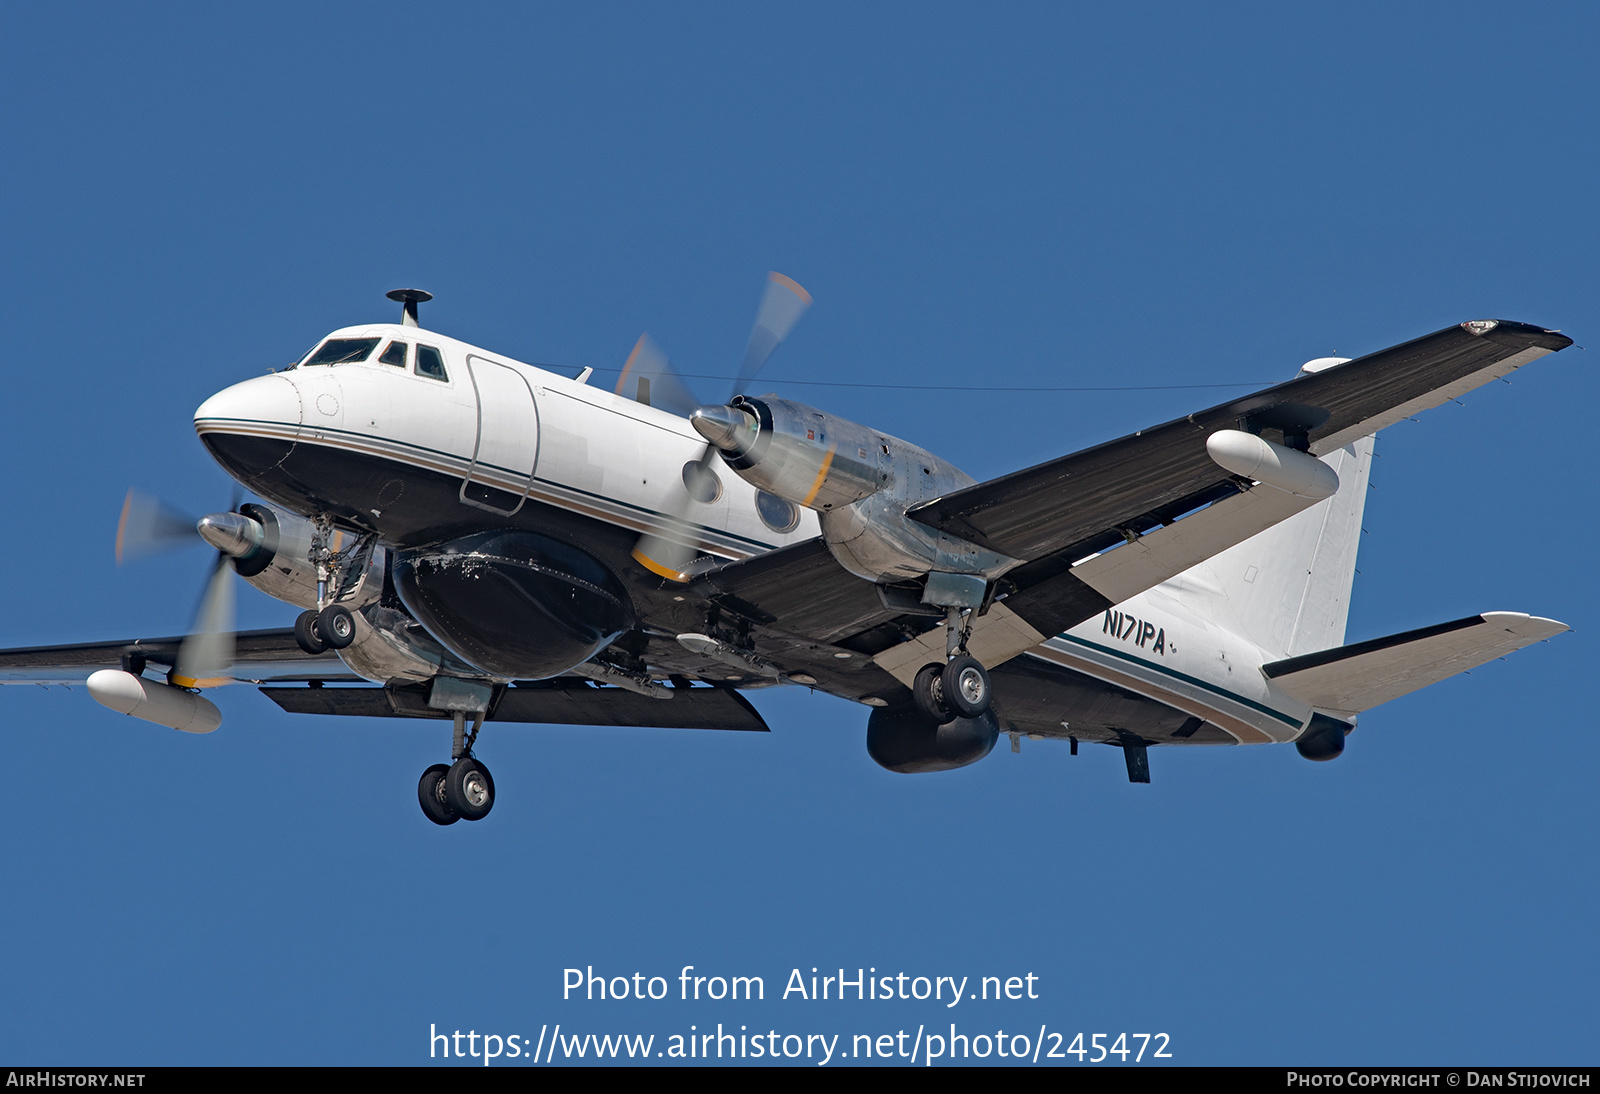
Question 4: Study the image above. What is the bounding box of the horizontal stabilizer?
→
[1262,612,1568,714]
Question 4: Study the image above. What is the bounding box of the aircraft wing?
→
[0,628,359,684]
[694,320,1572,691]
[907,320,1571,562]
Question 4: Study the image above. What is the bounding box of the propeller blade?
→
[630,272,812,583]
[632,525,699,584]
[174,553,236,685]
[631,444,721,583]
[614,334,701,417]
[115,489,199,564]
[732,272,811,396]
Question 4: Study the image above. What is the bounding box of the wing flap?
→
[1069,481,1320,606]
[692,537,897,644]
[1262,612,1568,714]
[262,680,771,731]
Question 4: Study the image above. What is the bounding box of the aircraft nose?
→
[194,372,302,432]
[194,373,303,485]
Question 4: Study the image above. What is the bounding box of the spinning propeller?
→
[625,272,812,581]
[116,489,261,686]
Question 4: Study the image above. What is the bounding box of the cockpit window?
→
[415,344,448,381]
[378,340,409,367]
[303,338,381,366]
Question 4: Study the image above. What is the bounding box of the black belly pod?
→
[1294,712,1353,762]
[393,529,634,680]
[866,704,1000,773]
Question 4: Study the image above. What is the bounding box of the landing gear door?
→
[460,355,540,515]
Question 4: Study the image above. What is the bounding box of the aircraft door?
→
[461,355,540,515]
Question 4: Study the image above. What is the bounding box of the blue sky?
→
[0,2,1595,1066]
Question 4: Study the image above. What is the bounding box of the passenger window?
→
[379,340,409,367]
[755,490,800,534]
[415,345,448,381]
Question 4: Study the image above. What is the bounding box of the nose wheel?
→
[295,516,372,654]
[417,711,496,826]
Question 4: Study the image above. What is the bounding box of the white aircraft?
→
[0,280,1571,823]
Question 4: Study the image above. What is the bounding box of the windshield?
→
[303,338,381,366]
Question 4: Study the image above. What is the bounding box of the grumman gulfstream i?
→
[0,278,1572,823]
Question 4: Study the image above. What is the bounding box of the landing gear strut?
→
[913,605,992,722]
[292,516,371,654]
[417,710,495,826]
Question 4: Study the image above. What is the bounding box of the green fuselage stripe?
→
[1052,633,1302,728]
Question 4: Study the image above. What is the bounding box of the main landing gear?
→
[417,711,496,826]
[293,604,356,654]
[912,606,993,722]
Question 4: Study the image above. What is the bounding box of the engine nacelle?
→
[393,529,634,680]
[219,502,381,611]
[335,602,458,685]
[693,397,889,511]
[693,397,1016,585]
[866,705,999,773]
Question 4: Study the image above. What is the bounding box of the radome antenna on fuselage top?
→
[386,288,433,328]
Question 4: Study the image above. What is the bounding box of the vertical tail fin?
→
[1179,434,1375,659]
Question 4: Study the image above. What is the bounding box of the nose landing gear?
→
[292,516,372,654]
[417,710,496,826]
